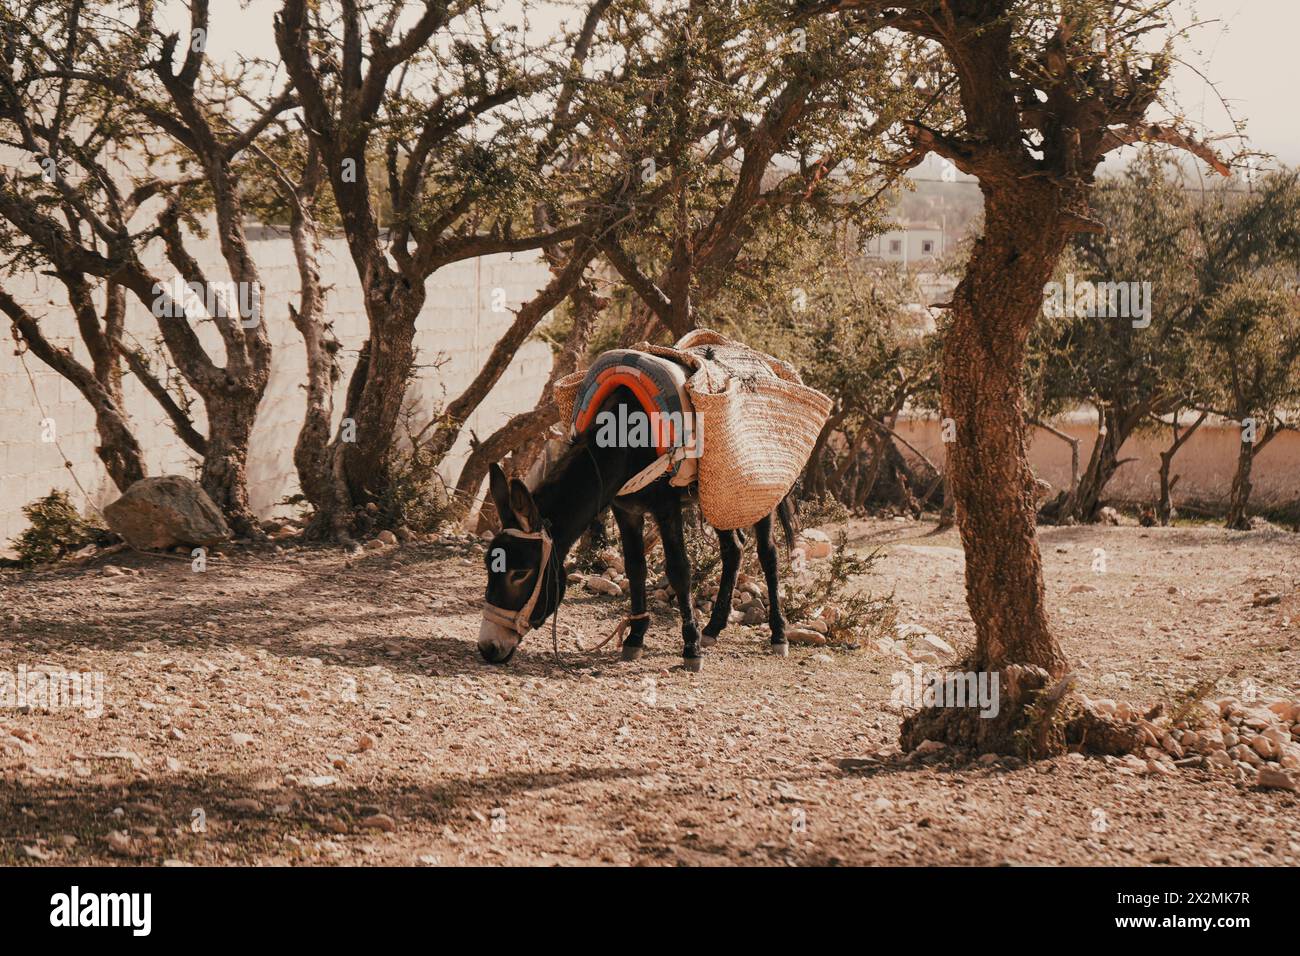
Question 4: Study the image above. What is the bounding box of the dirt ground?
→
[2,517,1298,866]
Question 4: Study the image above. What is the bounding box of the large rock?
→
[103,476,231,550]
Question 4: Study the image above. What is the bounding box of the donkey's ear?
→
[508,478,543,533]
[488,463,517,529]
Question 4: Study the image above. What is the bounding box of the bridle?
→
[481,523,557,639]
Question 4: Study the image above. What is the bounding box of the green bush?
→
[782,530,897,647]
[9,490,107,566]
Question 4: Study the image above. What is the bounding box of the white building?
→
[862,222,946,265]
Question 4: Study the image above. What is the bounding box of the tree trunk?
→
[854,432,885,508]
[202,402,260,538]
[936,470,955,530]
[831,427,863,497]
[1225,420,1288,530]
[941,188,1067,679]
[338,282,423,504]
[1070,409,1115,521]
[1155,456,1178,526]
[1156,410,1207,525]
[1028,417,1081,521]
[285,156,352,543]
[0,288,146,492]
[1225,430,1256,531]
[805,409,845,500]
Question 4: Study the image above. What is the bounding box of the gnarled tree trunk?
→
[1223,421,1281,530]
[285,154,352,542]
[0,287,146,492]
[941,187,1068,679]
[339,282,424,504]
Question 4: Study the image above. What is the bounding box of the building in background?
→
[862,221,947,265]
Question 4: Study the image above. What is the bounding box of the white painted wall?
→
[862,225,945,264]
[0,224,555,551]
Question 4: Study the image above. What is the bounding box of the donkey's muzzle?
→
[478,617,521,664]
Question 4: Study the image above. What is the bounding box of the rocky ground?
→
[1,516,1298,866]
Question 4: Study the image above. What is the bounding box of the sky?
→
[1167,0,1299,167]
[184,0,1299,168]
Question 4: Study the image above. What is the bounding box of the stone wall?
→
[0,225,554,551]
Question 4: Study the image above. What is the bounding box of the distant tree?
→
[593,0,920,343]
[1033,155,1201,522]
[1190,172,1300,527]
[739,240,940,510]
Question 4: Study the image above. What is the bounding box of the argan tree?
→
[458,0,919,500]
[811,0,1233,752]
[0,1,150,491]
[595,0,919,343]
[1190,171,1300,529]
[273,0,623,518]
[0,0,296,536]
[1033,154,1201,522]
[739,239,940,509]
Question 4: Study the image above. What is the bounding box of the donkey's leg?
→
[701,528,741,648]
[612,505,650,661]
[654,503,703,671]
[754,514,788,657]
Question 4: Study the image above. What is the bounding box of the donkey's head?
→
[478,463,567,663]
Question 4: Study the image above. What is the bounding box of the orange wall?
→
[893,415,1300,509]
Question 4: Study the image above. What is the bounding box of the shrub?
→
[783,530,896,647]
[9,490,107,566]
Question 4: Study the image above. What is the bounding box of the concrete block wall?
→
[0,224,555,551]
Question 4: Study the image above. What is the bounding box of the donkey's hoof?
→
[620,644,644,662]
[682,656,703,673]
[770,642,789,658]
[700,632,719,649]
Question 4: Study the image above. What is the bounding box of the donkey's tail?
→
[776,493,798,553]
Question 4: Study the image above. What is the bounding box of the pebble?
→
[1256,767,1297,791]
[786,627,827,646]
[584,575,622,596]
[106,831,133,856]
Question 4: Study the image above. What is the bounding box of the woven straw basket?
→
[552,369,586,432]
[547,330,832,530]
[687,362,832,530]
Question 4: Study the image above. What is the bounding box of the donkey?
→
[478,384,795,671]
